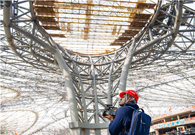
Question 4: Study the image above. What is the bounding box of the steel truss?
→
[1,0,195,135]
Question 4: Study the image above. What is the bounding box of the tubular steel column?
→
[119,39,136,92]
[54,50,82,135]
[64,50,90,135]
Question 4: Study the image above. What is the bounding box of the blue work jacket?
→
[109,103,139,135]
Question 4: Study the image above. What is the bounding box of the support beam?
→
[54,48,81,135]
[119,39,136,92]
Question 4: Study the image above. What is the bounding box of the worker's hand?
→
[103,113,114,121]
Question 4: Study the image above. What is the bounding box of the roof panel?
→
[33,0,157,54]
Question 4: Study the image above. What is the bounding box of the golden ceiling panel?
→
[33,0,157,54]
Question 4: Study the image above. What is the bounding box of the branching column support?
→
[54,49,81,135]
[4,2,80,134]
[46,32,91,134]
[119,39,136,92]
[64,50,90,135]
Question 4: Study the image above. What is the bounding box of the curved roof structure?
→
[33,0,156,54]
[0,0,195,135]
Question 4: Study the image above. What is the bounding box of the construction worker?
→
[104,90,139,135]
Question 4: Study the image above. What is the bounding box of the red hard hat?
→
[119,90,139,103]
